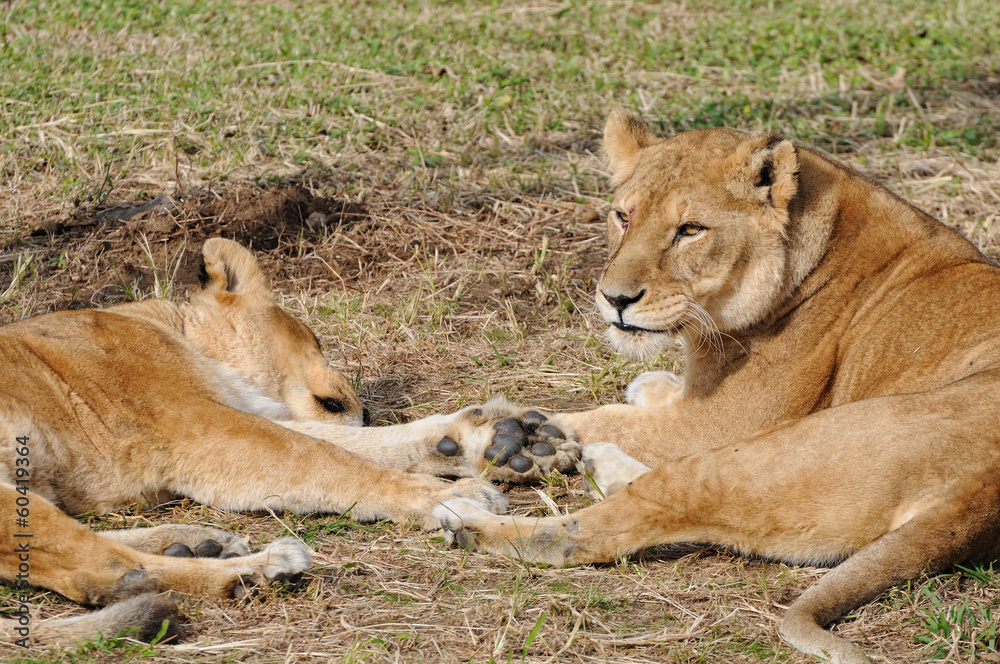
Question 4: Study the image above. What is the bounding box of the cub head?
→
[184,238,366,426]
[598,110,800,359]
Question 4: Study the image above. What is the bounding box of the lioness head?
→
[598,110,801,359]
[184,238,366,425]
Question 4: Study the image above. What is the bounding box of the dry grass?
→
[2,1,1000,662]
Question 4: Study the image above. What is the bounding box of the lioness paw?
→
[448,398,581,483]
[624,371,683,407]
[580,442,651,499]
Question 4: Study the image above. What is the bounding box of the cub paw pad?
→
[521,410,548,427]
[195,540,223,557]
[164,543,195,558]
[537,425,565,440]
[509,455,533,473]
[437,436,460,456]
[530,442,555,456]
[483,411,567,475]
[488,428,527,465]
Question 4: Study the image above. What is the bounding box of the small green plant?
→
[521,611,546,660]
[917,597,996,659]
[1,252,33,305]
[915,569,998,659]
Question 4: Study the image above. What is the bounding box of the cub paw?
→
[581,442,651,499]
[105,568,162,603]
[625,371,683,407]
[229,537,313,599]
[257,537,313,582]
[87,594,185,644]
[103,524,251,558]
[432,498,497,550]
[436,477,509,514]
[450,398,581,483]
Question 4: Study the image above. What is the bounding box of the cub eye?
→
[674,224,704,242]
[315,396,347,414]
[614,209,630,231]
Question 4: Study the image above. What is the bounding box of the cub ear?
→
[603,109,656,185]
[197,238,271,302]
[726,134,799,215]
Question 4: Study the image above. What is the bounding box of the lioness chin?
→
[436,110,1000,664]
[1,237,579,647]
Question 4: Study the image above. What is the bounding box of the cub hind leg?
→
[0,485,310,646]
[0,594,182,647]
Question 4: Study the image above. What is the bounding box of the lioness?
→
[435,111,1000,663]
[1,238,578,646]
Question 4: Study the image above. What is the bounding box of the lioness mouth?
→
[612,322,678,334]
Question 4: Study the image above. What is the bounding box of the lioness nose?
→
[602,289,645,314]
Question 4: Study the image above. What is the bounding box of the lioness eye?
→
[614,209,629,230]
[674,224,704,242]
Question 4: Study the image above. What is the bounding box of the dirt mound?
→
[4,182,606,325]
[4,186,368,310]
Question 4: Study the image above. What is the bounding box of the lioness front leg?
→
[436,386,1000,664]
[559,390,777,466]
[280,397,581,484]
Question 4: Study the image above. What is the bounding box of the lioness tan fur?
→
[435,111,1000,663]
[0,238,578,647]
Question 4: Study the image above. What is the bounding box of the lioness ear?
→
[198,237,271,302]
[726,134,799,226]
[604,109,656,185]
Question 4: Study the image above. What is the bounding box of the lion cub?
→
[1,238,577,646]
